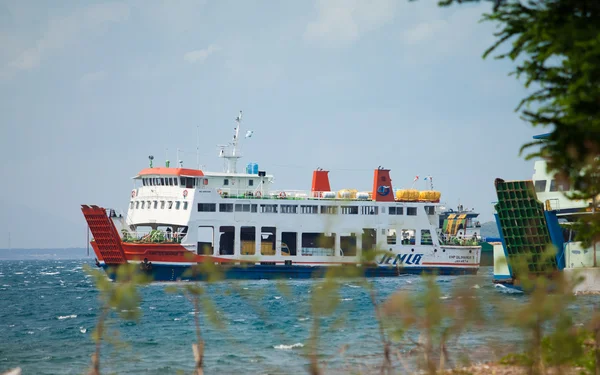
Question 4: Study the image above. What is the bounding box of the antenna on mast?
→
[196,125,200,170]
[218,110,244,173]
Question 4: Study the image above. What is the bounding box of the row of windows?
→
[142,177,205,189]
[387,229,433,245]
[131,200,189,210]
[223,178,254,186]
[534,179,570,193]
[198,203,426,215]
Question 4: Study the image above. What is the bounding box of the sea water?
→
[1,260,599,374]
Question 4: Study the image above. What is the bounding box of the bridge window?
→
[153,201,158,209]
[147,201,151,209]
[389,206,404,215]
[341,206,358,215]
[300,205,318,214]
[320,206,338,214]
[549,179,557,192]
[168,201,173,209]
[534,180,547,193]
[130,201,134,209]
[407,207,417,216]
[198,203,216,212]
[281,205,298,214]
[249,179,254,186]
[361,206,378,215]
[235,204,252,212]
[175,201,181,210]
[160,201,165,209]
[141,201,145,209]
[220,203,233,212]
[251,204,257,213]
[260,204,278,213]
[424,206,435,215]
[183,202,188,210]
[160,178,164,186]
[224,179,229,186]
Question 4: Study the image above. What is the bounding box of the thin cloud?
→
[5,2,129,75]
[184,44,219,64]
[304,0,396,46]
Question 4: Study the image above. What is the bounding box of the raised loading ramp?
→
[494,179,558,277]
[81,205,127,265]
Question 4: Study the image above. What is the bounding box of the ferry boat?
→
[82,112,481,281]
[437,205,497,266]
[492,133,600,293]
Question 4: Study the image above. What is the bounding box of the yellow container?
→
[418,190,442,202]
[261,242,275,255]
[241,241,255,255]
[337,189,358,199]
[395,189,419,201]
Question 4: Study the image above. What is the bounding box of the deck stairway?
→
[81,205,128,265]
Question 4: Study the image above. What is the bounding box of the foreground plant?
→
[85,263,152,375]
[380,274,484,375]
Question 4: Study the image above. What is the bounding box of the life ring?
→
[278,191,287,199]
[255,191,262,198]
[131,190,136,198]
[183,189,188,198]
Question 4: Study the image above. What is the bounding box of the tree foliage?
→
[439,0,600,244]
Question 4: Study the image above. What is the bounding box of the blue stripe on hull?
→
[101,264,478,281]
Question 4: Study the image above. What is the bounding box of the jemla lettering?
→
[378,253,423,266]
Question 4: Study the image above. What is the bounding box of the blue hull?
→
[101,263,478,281]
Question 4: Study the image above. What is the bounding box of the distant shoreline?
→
[0,248,92,261]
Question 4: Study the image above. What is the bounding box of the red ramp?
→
[81,205,127,265]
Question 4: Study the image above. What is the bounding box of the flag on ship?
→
[413,175,419,182]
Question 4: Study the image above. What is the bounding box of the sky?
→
[0,0,544,249]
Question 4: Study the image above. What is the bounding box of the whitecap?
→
[80,327,87,333]
[274,343,304,350]
[9,324,15,328]
[494,283,523,294]
[14,272,23,275]
[345,284,360,288]
[27,331,34,335]
[2,284,9,287]
[233,319,246,322]
[471,284,481,289]
[274,296,282,300]
[174,318,181,321]
[440,295,451,300]
[405,280,412,284]
[40,272,60,275]
[149,307,156,310]
[76,296,82,299]
[58,315,77,320]
[341,298,353,301]
[298,317,309,321]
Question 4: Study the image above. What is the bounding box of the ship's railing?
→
[119,229,186,244]
[216,188,442,204]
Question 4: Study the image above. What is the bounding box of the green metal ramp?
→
[494,179,558,276]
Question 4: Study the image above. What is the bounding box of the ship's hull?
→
[99,261,478,281]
